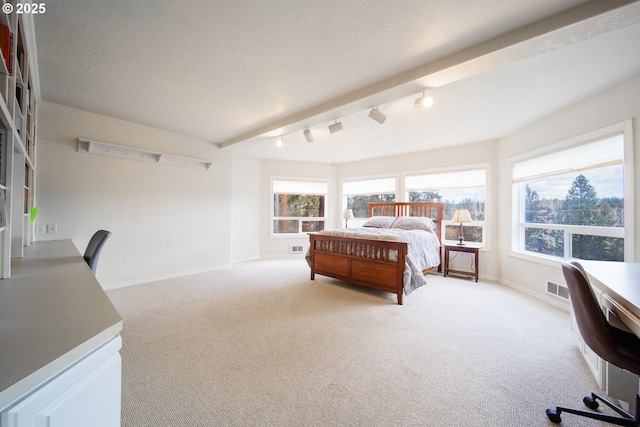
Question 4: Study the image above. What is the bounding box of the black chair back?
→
[84,230,112,274]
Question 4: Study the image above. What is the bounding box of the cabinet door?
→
[2,336,122,427]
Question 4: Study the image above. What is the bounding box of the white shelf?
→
[77,139,213,171]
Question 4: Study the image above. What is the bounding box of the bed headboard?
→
[368,202,445,240]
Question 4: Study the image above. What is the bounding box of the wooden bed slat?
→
[309,202,444,304]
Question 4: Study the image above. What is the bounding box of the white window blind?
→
[343,177,395,195]
[512,134,623,182]
[273,180,328,195]
[406,169,485,190]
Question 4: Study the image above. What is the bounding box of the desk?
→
[0,240,123,425]
[580,261,640,338]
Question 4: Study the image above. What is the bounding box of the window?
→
[511,123,631,262]
[272,179,327,235]
[405,168,487,244]
[342,177,396,218]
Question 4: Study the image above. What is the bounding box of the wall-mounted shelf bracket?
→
[77,139,213,171]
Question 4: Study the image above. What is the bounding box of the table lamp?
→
[343,208,354,227]
[452,209,472,245]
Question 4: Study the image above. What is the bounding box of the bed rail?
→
[309,233,408,304]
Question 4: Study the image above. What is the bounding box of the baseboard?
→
[104,264,232,290]
[259,253,307,259]
[499,277,570,312]
[231,256,261,264]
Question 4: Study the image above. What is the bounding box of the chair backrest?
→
[562,260,617,362]
[84,230,112,274]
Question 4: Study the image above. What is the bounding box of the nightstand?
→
[443,243,480,282]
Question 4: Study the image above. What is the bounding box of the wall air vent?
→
[290,245,304,254]
[547,280,569,300]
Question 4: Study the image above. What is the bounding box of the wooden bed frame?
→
[308,202,445,304]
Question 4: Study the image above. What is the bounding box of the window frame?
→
[403,165,490,247]
[271,177,329,237]
[341,174,398,225]
[509,120,634,262]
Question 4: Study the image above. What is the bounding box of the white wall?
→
[497,73,640,301]
[260,159,338,257]
[36,102,233,289]
[231,153,261,262]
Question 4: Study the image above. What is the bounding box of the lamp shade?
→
[343,209,354,220]
[452,209,472,223]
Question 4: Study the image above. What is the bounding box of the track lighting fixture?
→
[414,91,434,108]
[303,128,314,143]
[328,120,343,134]
[275,136,286,147]
[368,107,386,124]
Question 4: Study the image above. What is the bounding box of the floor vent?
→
[290,245,304,254]
[547,280,569,300]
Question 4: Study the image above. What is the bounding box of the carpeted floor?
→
[107,258,612,426]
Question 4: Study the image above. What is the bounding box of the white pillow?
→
[362,216,397,228]
[391,216,436,232]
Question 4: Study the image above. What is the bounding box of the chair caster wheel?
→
[583,395,599,410]
[546,408,562,424]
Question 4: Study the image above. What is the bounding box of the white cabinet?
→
[1,336,122,427]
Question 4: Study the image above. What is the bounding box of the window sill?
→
[270,234,310,239]
[509,250,564,268]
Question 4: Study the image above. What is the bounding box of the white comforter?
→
[306,227,441,295]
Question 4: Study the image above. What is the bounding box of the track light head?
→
[303,128,314,143]
[328,120,343,134]
[414,91,434,108]
[275,136,286,148]
[368,107,386,124]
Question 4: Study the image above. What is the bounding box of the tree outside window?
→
[342,177,396,219]
[523,170,624,261]
[514,129,626,261]
[272,179,327,235]
[347,194,395,218]
[406,169,487,244]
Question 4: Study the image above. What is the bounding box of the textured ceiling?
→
[34,0,640,164]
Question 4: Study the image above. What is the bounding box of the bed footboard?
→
[309,234,408,304]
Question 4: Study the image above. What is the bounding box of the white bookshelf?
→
[0,5,38,277]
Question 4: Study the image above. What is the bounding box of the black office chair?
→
[546,260,640,426]
[83,230,112,275]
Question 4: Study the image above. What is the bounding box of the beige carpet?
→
[107,258,611,426]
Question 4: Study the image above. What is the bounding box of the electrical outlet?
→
[35,224,45,234]
[46,224,57,234]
